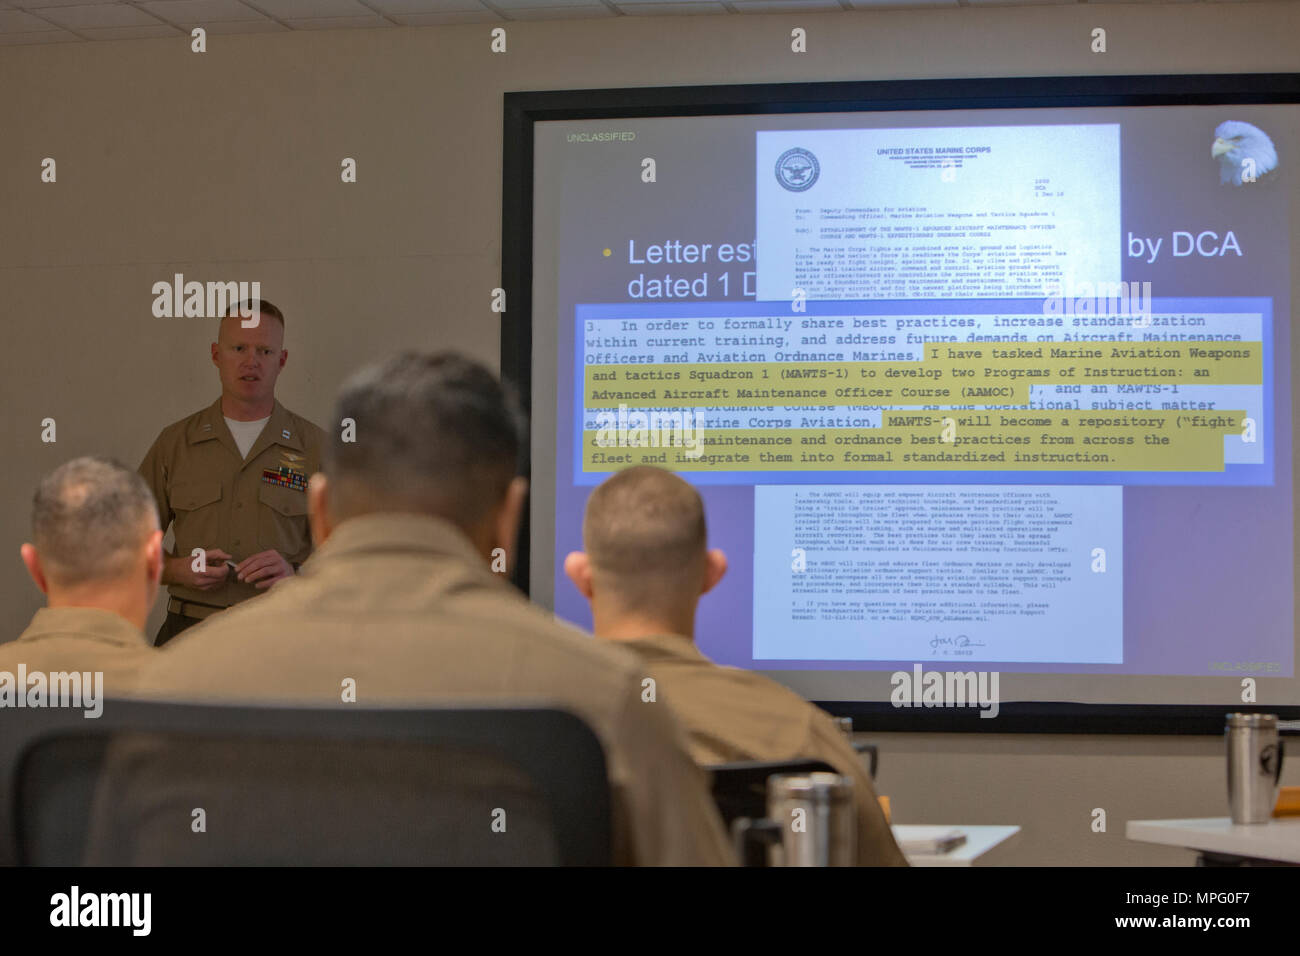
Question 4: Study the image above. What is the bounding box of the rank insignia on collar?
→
[282,429,292,440]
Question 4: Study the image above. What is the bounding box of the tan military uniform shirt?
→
[618,634,908,866]
[115,514,734,866]
[138,398,325,609]
[1,607,156,697]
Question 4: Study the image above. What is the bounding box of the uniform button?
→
[235,502,242,509]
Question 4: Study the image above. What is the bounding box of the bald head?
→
[582,466,709,613]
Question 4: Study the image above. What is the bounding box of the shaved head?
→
[583,466,707,611]
[324,352,524,532]
[221,298,285,331]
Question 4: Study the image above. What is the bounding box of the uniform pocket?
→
[257,483,309,556]
[170,481,223,551]
[172,481,222,511]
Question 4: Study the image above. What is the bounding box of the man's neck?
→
[592,609,696,643]
[45,587,147,633]
[222,394,274,422]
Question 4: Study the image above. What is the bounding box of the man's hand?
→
[235,549,294,589]
[164,548,233,591]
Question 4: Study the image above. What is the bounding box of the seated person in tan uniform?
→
[564,465,907,866]
[5,457,163,698]
[105,352,733,866]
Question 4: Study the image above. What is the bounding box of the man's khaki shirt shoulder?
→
[1,607,156,697]
[617,634,908,866]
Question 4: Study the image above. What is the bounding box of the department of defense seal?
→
[775,147,820,192]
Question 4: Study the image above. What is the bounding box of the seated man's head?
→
[20,457,163,623]
[564,466,726,640]
[309,352,527,562]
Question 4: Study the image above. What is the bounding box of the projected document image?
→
[578,302,1270,482]
[755,125,1121,301]
[539,103,1295,681]
[577,297,1270,665]
[752,484,1122,663]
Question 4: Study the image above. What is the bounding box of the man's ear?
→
[211,341,220,366]
[20,543,49,596]
[702,548,728,595]
[307,472,334,546]
[492,476,529,565]
[144,529,164,587]
[563,551,594,600]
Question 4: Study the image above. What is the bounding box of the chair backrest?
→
[1,699,611,866]
[707,757,837,829]
[853,741,879,780]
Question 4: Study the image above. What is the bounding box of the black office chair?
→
[853,741,879,780]
[707,757,838,827]
[0,699,611,866]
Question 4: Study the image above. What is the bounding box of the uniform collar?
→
[614,632,710,664]
[246,400,305,463]
[187,397,304,463]
[19,607,149,648]
[186,397,236,457]
[307,512,491,570]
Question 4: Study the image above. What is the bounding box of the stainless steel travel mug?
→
[765,772,856,866]
[1226,713,1285,824]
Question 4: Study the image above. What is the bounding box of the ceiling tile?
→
[78,22,185,36]
[390,10,503,23]
[248,0,374,16]
[139,0,268,24]
[0,0,1274,44]
[489,0,609,8]
[0,8,60,30]
[843,0,959,8]
[198,17,289,32]
[726,0,845,10]
[0,26,79,41]
[283,14,393,28]
[366,0,486,12]
[36,3,164,27]
[615,2,728,13]
[9,0,128,8]
[499,4,615,17]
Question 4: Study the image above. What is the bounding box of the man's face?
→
[211,314,286,404]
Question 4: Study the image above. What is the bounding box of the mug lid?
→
[1226,712,1278,728]
[767,772,854,798]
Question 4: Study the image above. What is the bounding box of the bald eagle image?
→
[1212,121,1278,186]
[784,161,813,184]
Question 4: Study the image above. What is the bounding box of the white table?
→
[893,824,1020,866]
[1126,816,1300,864]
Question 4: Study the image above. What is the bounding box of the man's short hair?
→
[222,298,285,329]
[583,466,707,609]
[31,457,158,587]
[325,352,525,530]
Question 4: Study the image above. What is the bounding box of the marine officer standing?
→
[139,299,325,646]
